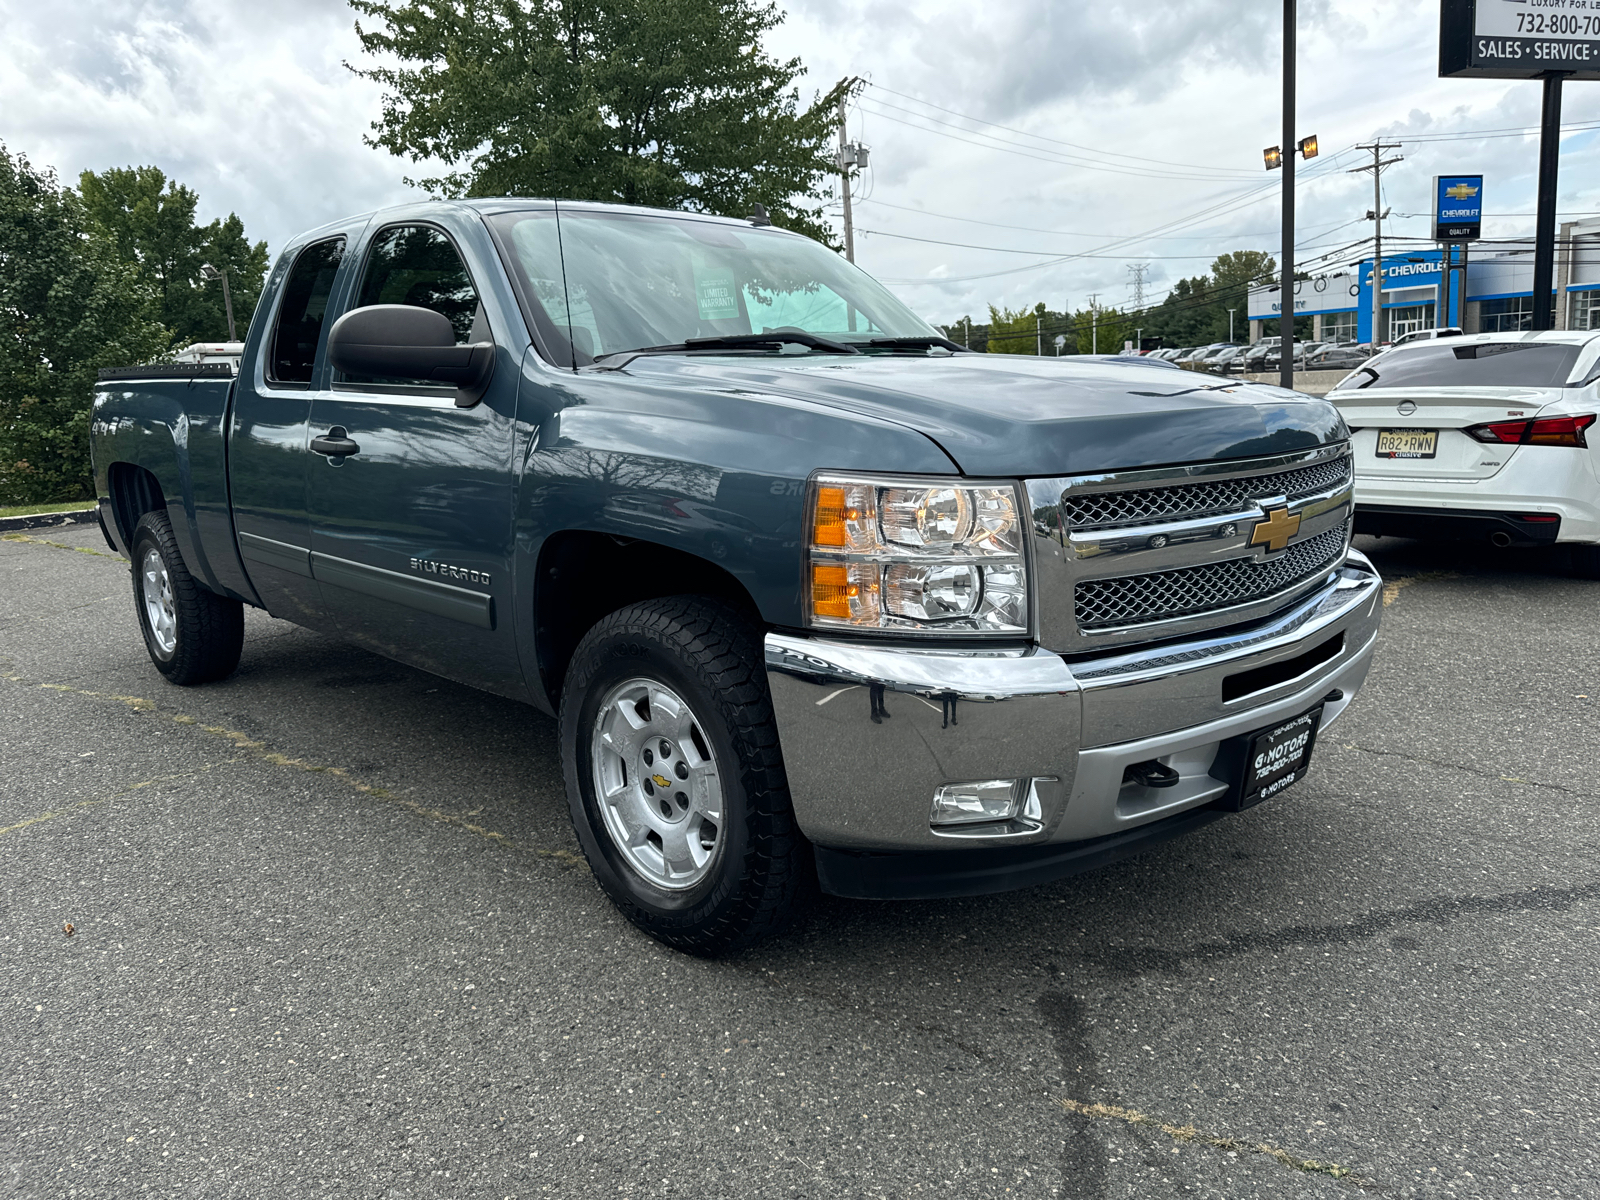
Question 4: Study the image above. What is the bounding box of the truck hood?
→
[613,353,1348,477]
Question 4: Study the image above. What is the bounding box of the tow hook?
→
[1123,759,1180,789]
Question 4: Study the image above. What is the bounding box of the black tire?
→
[1570,545,1600,580]
[559,596,811,956]
[129,510,244,685]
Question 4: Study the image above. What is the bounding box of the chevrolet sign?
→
[1434,174,1484,241]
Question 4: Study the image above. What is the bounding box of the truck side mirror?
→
[326,304,495,408]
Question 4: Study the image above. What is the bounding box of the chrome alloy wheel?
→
[140,547,177,660]
[590,678,724,890]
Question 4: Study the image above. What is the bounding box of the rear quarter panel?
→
[91,376,259,604]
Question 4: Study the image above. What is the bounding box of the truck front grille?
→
[1063,455,1351,531]
[1074,523,1349,630]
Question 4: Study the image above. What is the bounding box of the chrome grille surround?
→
[1027,442,1355,655]
[1062,455,1351,530]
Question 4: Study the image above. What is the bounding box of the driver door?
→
[306,222,523,697]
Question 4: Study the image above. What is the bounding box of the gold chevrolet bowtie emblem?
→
[1250,507,1302,552]
[1445,183,1479,201]
[651,773,672,789]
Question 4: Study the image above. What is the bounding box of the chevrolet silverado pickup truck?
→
[91,199,1381,955]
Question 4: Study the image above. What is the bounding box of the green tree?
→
[1139,251,1281,348]
[1064,305,1131,355]
[985,302,1047,354]
[0,147,168,504]
[78,165,269,345]
[348,0,848,242]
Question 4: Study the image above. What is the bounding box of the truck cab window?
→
[344,224,485,389]
[268,237,345,384]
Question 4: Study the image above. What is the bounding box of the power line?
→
[859,221,1365,261]
[857,196,1313,240]
[866,82,1263,177]
[875,149,1357,284]
[858,99,1257,183]
[1385,118,1600,142]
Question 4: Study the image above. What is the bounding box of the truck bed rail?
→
[97,363,235,382]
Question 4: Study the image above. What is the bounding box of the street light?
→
[200,264,237,342]
[1263,133,1318,169]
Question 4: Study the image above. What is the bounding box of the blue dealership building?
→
[1246,217,1600,343]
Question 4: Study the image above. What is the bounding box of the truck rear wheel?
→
[559,596,810,956]
[130,510,244,685]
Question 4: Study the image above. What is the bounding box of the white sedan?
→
[1325,330,1600,576]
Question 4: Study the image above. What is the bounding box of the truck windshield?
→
[1343,341,1583,389]
[488,209,937,364]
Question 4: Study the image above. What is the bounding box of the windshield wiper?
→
[861,336,968,353]
[592,331,860,367]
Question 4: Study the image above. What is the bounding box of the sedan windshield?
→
[488,208,937,364]
[1343,340,1583,389]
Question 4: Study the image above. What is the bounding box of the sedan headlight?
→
[806,473,1029,634]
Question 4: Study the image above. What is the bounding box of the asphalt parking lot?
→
[3,523,1597,1199]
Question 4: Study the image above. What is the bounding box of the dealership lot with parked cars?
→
[4,522,1597,1198]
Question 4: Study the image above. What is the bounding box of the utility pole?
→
[1228,308,1237,342]
[836,77,865,263]
[964,316,970,348]
[200,264,236,342]
[1350,141,1402,347]
[1279,0,1296,389]
[1036,312,1042,356]
[1088,293,1100,354]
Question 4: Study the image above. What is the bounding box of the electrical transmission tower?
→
[1126,263,1149,311]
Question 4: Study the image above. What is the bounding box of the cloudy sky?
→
[5,0,1600,327]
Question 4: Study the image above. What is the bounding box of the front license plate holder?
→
[1208,704,1325,812]
[1375,428,1437,459]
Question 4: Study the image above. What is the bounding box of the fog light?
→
[931,779,1026,825]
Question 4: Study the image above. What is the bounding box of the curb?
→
[0,508,99,533]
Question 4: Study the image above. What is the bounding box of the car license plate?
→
[1237,705,1323,807]
[1375,428,1437,459]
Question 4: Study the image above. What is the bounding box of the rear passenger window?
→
[268,237,345,384]
[342,225,486,389]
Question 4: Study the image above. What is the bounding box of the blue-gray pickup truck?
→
[90,199,1381,954]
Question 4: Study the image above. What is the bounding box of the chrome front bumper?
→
[765,551,1381,871]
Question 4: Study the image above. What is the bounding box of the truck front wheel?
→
[559,596,810,956]
[130,510,244,685]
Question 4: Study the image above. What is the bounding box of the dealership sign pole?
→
[1434,174,1482,327]
[1440,0,1600,329]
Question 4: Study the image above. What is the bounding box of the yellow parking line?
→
[0,532,122,560]
[1060,1098,1362,1182]
[0,666,527,851]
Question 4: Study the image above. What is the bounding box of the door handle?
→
[311,427,360,458]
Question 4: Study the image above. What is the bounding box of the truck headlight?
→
[806,473,1029,635]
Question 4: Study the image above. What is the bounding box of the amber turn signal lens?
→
[810,563,858,620]
[812,486,866,548]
